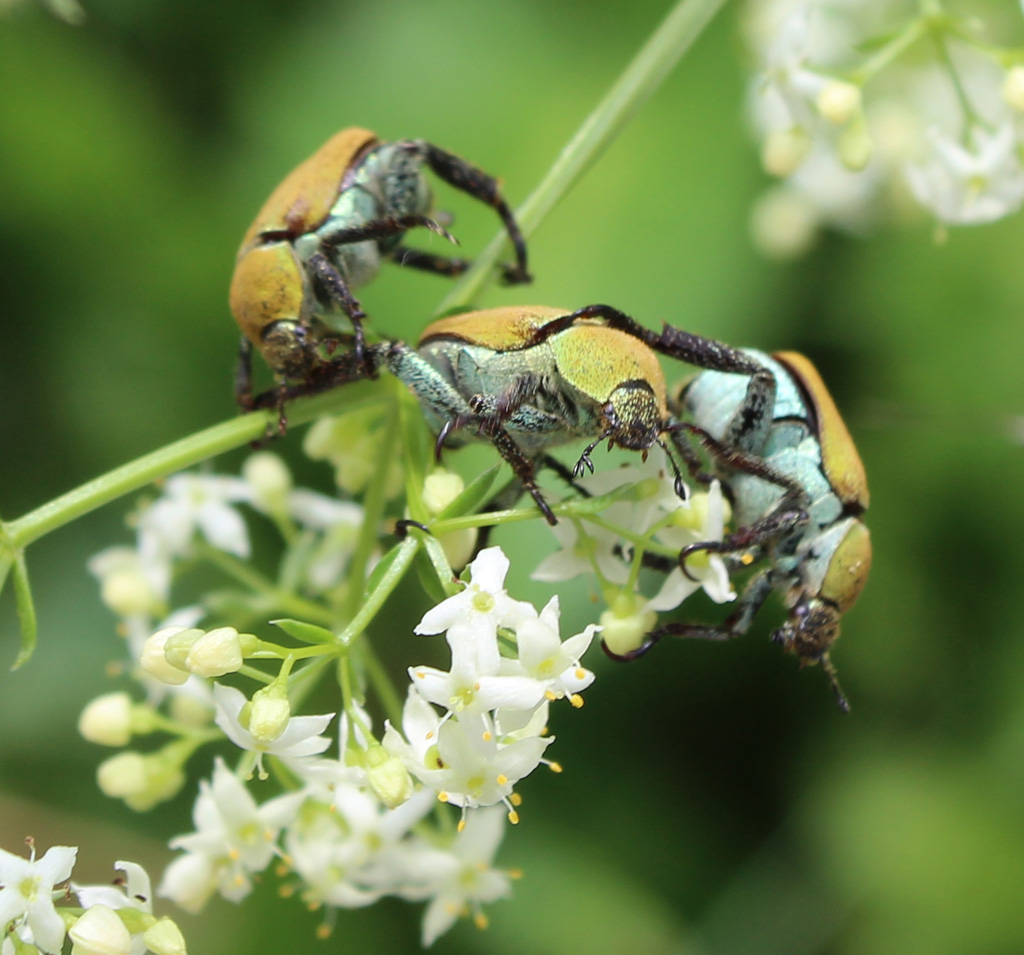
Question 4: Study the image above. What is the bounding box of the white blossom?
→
[415,808,512,946]
[159,758,303,909]
[0,844,78,954]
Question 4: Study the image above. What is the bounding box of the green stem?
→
[2,385,367,552]
[435,0,729,312]
[336,536,420,646]
[342,391,401,619]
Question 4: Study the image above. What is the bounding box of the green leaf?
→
[412,543,450,605]
[438,463,502,519]
[11,551,37,669]
[270,618,336,645]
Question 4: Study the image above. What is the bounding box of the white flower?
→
[74,860,152,914]
[137,474,252,584]
[213,684,334,772]
[0,844,78,954]
[284,786,436,908]
[389,705,552,812]
[532,512,632,585]
[500,597,597,703]
[905,123,1024,225]
[646,481,735,612]
[415,547,534,644]
[159,758,303,909]
[416,808,511,946]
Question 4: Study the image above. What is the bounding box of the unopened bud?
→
[139,628,193,685]
[762,127,811,177]
[69,903,131,955]
[248,685,291,744]
[599,593,657,658]
[243,452,292,515]
[97,748,186,812]
[365,745,413,808]
[142,918,188,955]
[185,627,250,678]
[817,80,860,125]
[78,692,134,747]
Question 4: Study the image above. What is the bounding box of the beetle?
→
[230,127,531,410]
[359,303,779,524]
[643,349,871,710]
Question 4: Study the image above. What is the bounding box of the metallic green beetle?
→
[230,127,530,408]
[644,349,872,710]
[353,304,779,524]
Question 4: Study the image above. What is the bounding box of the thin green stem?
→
[3,384,369,552]
[343,392,401,619]
[361,638,404,727]
[436,0,729,312]
[336,536,420,646]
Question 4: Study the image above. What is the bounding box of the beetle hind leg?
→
[420,142,531,285]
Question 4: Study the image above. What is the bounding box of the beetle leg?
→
[419,142,531,284]
[571,430,612,478]
[390,245,471,277]
[305,250,370,368]
[486,426,557,525]
[674,421,805,501]
[322,214,457,248]
[678,506,809,581]
[235,336,256,411]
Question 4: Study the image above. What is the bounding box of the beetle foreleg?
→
[420,142,531,284]
[235,336,256,411]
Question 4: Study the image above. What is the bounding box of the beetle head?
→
[774,597,850,712]
[603,380,664,451]
[260,320,322,380]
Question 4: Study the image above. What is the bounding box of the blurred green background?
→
[2,1,1024,953]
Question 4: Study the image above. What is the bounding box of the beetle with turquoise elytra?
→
[641,349,872,710]
[279,303,783,524]
[230,126,531,411]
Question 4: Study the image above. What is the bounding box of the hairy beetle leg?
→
[421,142,531,284]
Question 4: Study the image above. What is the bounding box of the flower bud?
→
[1004,66,1024,112]
[142,918,188,955]
[97,749,186,812]
[78,692,134,747]
[761,127,811,177]
[248,685,291,744]
[365,744,413,808]
[69,904,131,955]
[100,569,160,618]
[185,626,248,678]
[816,80,860,125]
[139,628,193,685]
[750,187,817,260]
[243,452,292,515]
[599,593,657,658]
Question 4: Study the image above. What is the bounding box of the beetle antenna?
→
[655,437,690,503]
[821,654,851,714]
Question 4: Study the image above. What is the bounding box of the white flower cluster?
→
[150,549,592,945]
[0,846,185,955]
[744,0,1024,256]
[79,427,734,945]
[532,449,735,658]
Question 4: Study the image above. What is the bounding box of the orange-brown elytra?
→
[230,127,531,414]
